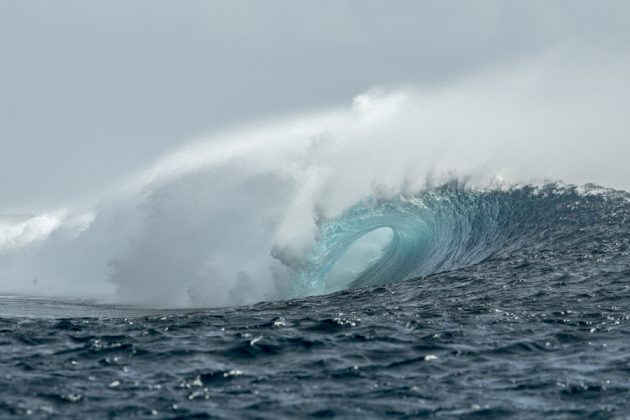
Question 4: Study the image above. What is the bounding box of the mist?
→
[1,41,629,307]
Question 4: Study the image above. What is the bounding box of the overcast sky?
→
[1,1,629,209]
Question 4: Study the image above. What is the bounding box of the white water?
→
[1,49,629,307]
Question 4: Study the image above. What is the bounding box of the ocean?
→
[2,183,630,418]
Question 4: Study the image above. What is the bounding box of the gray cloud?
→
[1,0,629,209]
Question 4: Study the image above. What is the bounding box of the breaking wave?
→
[1,53,630,307]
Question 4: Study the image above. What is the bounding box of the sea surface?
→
[2,184,630,418]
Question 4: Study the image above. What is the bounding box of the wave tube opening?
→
[287,200,439,298]
[323,227,394,293]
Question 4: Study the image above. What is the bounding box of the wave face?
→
[1,56,630,308]
[288,183,630,297]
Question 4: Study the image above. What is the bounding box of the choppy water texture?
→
[2,184,630,418]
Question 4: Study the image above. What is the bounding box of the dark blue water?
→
[2,184,630,418]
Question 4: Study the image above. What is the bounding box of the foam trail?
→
[1,50,629,307]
